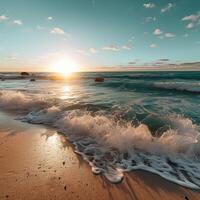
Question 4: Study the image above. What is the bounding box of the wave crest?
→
[0,90,200,188]
[22,107,200,188]
[154,82,200,93]
[0,90,47,112]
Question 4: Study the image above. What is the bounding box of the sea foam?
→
[154,82,200,93]
[23,106,200,188]
[0,90,200,188]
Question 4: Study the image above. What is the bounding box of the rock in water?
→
[30,78,36,82]
[21,72,30,76]
[95,77,104,82]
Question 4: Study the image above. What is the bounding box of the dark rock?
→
[63,161,65,165]
[21,72,30,76]
[64,185,67,190]
[95,77,104,82]
[30,78,36,82]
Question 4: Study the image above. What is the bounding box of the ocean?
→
[0,71,200,189]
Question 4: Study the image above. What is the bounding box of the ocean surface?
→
[0,71,200,189]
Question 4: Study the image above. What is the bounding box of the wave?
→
[96,80,200,95]
[22,108,200,188]
[88,72,200,80]
[0,90,200,188]
[1,71,200,81]
[0,90,48,112]
[154,82,200,93]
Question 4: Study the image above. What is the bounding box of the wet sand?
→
[0,112,200,200]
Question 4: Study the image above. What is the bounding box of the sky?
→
[0,0,200,72]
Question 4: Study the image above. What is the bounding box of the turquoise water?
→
[0,71,200,188]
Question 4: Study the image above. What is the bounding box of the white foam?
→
[23,108,200,188]
[0,90,200,188]
[0,90,46,112]
[154,82,200,93]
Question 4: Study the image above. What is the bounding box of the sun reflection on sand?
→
[46,134,60,146]
[38,132,81,172]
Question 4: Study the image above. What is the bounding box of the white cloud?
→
[50,27,65,35]
[153,29,176,38]
[145,16,156,23]
[161,3,175,13]
[122,44,132,50]
[186,23,194,29]
[153,28,163,35]
[150,44,157,48]
[143,3,155,9]
[13,19,23,25]
[47,16,53,20]
[182,12,200,29]
[182,13,200,22]
[103,45,120,52]
[0,15,8,21]
[165,32,176,38]
[89,48,97,54]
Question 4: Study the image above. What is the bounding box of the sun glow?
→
[51,58,79,77]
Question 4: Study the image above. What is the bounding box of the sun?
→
[51,58,79,77]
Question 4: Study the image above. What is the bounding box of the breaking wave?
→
[0,90,200,189]
[0,90,48,112]
[154,82,200,93]
[96,80,200,95]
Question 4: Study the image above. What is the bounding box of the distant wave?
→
[96,80,200,95]
[1,71,200,81]
[0,73,55,81]
[89,72,200,80]
[0,90,200,189]
[154,82,200,93]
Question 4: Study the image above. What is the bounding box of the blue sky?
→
[0,0,200,71]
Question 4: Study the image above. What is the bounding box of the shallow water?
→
[0,71,200,188]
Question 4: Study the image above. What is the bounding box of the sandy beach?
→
[0,112,199,200]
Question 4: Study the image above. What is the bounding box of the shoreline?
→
[0,112,200,200]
